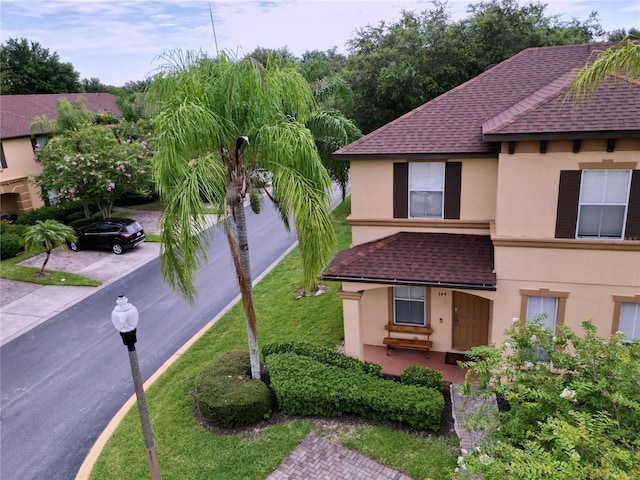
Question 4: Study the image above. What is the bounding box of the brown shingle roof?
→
[321,232,496,290]
[0,93,122,140]
[483,73,640,140]
[333,43,632,159]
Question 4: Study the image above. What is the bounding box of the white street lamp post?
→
[112,295,161,480]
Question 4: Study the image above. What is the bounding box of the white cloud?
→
[1,0,637,86]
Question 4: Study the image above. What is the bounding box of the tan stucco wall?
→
[0,137,45,213]
[491,244,640,345]
[349,158,497,246]
[340,282,498,358]
[495,138,640,239]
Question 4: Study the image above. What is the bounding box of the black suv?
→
[70,218,146,255]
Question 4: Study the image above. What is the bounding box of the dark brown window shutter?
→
[444,162,462,219]
[555,170,581,238]
[393,163,408,218]
[625,170,640,240]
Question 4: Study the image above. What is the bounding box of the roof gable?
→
[334,42,633,159]
[0,93,122,140]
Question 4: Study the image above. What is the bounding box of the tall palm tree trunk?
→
[227,194,261,380]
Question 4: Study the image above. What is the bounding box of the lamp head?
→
[111,295,139,333]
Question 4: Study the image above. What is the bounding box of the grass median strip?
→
[0,252,101,286]
[88,197,459,480]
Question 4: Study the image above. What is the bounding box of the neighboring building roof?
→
[321,232,496,290]
[0,93,122,140]
[333,42,637,160]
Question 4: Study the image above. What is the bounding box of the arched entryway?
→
[452,291,490,351]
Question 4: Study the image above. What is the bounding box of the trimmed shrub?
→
[69,213,102,229]
[195,350,273,429]
[16,205,62,225]
[262,341,383,378]
[400,365,444,391]
[15,202,89,226]
[266,352,444,431]
[0,233,23,260]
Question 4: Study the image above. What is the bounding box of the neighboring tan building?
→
[322,43,640,365]
[0,93,122,218]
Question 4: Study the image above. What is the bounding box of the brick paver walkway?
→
[265,387,496,479]
[450,384,497,453]
[266,433,412,480]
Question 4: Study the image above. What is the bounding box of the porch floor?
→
[363,345,468,383]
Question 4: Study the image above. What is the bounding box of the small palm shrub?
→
[195,350,273,429]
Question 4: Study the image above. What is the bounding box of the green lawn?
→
[0,249,101,286]
[88,197,459,480]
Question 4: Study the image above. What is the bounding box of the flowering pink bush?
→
[34,123,152,218]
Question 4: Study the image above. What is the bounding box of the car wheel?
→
[111,243,124,255]
[69,242,80,252]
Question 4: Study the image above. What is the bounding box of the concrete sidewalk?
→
[0,241,161,346]
[0,207,164,346]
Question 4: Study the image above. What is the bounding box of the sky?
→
[1,0,639,87]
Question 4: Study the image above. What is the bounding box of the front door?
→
[452,292,490,351]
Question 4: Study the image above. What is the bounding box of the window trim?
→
[393,161,461,220]
[391,286,429,327]
[408,162,445,219]
[555,164,640,241]
[519,288,568,335]
[612,294,640,340]
[576,169,632,239]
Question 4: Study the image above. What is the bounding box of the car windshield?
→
[124,221,143,234]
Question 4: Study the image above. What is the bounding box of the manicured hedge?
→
[400,365,444,391]
[195,351,273,429]
[262,341,383,378]
[0,233,22,260]
[266,352,444,431]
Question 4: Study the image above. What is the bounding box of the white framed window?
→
[409,162,445,218]
[619,303,640,342]
[526,296,559,361]
[577,169,631,239]
[393,286,426,326]
[526,296,558,332]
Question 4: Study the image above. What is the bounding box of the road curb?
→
[75,241,299,479]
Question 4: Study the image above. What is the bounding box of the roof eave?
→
[319,274,497,291]
[483,130,640,142]
[331,151,498,161]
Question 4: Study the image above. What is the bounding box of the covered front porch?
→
[363,345,469,383]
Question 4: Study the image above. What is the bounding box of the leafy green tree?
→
[22,220,77,275]
[298,51,361,199]
[342,0,603,134]
[0,38,81,94]
[459,319,640,479]
[30,97,152,218]
[146,50,337,379]
[81,77,113,93]
[33,124,152,218]
[608,28,640,42]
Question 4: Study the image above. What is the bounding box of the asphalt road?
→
[0,192,343,480]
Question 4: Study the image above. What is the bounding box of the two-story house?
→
[0,93,122,219]
[321,43,640,367]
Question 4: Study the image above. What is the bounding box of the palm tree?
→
[570,37,640,100]
[22,220,77,275]
[146,51,337,379]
